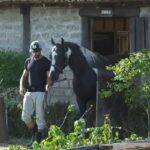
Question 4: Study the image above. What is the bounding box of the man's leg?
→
[22,92,37,146]
[35,92,47,143]
[22,92,35,127]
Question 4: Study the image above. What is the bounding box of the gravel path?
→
[0,143,7,150]
[0,138,29,150]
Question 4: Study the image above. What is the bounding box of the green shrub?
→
[0,51,27,137]
[45,102,79,134]
[9,105,143,150]
[0,51,26,89]
[32,114,120,150]
[5,87,29,137]
[101,50,150,137]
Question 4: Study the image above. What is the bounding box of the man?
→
[19,41,51,145]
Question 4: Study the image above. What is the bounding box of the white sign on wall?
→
[99,9,113,17]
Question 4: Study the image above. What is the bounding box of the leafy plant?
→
[45,102,79,134]
[8,145,22,150]
[9,105,143,150]
[32,105,120,150]
[0,51,27,137]
[0,51,26,89]
[125,133,143,142]
[101,50,150,137]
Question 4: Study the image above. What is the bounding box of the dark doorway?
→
[92,18,129,56]
[93,32,114,55]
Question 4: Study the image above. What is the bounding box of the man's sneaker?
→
[35,129,47,143]
[27,135,36,149]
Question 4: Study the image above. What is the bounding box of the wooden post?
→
[81,17,91,49]
[0,97,8,142]
[93,68,103,126]
[20,5,30,55]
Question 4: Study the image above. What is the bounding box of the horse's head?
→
[49,38,71,82]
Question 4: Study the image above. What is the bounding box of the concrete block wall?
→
[0,6,82,106]
[47,67,77,106]
[0,8,23,51]
[30,7,82,56]
[30,7,82,106]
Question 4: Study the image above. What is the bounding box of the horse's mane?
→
[64,42,109,69]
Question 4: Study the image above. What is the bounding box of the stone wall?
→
[30,7,82,105]
[30,7,82,56]
[0,6,81,106]
[0,8,23,51]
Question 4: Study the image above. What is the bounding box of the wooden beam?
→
[90,18,94,50]
[79,8,113,18]
[20,5,30,54]
[0,0,150,7]
[79,7,140,18]
[129,18,136,52]
[81,17,91,49]
[113,7,140,17]
[135,17,145,51]
[144,18,150,49]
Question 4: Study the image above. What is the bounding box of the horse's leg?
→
[86,99,96,127]
[76,97,86,118]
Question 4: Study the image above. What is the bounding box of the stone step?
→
[69,142,150,150]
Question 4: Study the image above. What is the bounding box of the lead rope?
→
[44,78,67,113]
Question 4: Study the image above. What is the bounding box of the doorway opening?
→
[92,18,129,56]
[93,32,114,55]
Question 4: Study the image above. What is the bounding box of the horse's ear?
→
[51,38,56,45]
[61,37,64,45]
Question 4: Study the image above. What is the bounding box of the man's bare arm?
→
[19,69,28,96]
[46,71,53,91]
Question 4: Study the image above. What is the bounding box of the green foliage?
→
[67,104,76,113]
[125,133,143,142]
[101,50,150,105]
[126,106,147,137]
[0,51,26,89]
[4,87,29,137]
[45,102,79,134]
[8,145,21,150]
[9,105,143,150]
[101,50,150,137]
[34,107,120,150]
[32,119,119,150]
[0,51,27,137]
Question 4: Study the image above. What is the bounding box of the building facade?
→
[0,0,150,104]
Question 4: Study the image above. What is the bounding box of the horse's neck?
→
[68,49,90,78]
[66,43,105,78]
[81,47,108,69]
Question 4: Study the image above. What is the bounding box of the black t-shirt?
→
[24,56,51,92]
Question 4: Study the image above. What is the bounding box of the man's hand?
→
[45,84,51,92]
[19,87,26,96]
